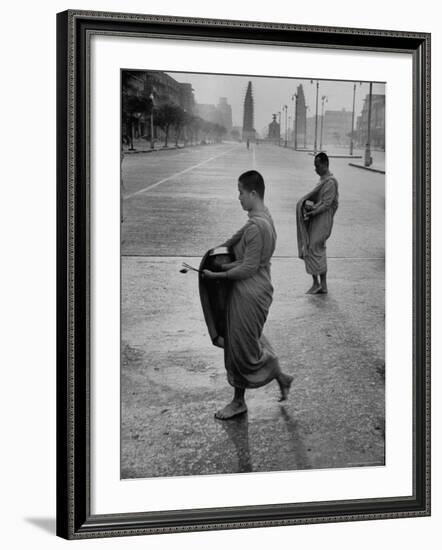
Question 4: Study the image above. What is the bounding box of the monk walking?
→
[203,170,293,420]
[296,152,339,294]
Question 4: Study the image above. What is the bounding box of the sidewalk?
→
[123,138,225,155]
[348,149,386,174]
[278,144,384,169]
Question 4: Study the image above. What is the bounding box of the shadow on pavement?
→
[217,413,252,473]
[279,406,310,470]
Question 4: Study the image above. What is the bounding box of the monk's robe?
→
[220,208,280,389]
[296,174,339,276]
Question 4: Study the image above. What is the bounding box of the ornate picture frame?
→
[56,10,430,539]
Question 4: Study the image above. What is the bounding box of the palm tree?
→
[154,104,182,147]
[172,106,186,147]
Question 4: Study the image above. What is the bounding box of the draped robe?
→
[220,208,280,389]
[296,174,339,276]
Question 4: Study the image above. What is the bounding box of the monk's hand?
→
[202,269,218,279]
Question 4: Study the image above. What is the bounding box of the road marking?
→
[125,145,239,198]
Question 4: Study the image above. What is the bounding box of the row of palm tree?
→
[122,91,227,149]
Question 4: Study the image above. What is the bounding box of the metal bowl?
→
[209,247,230,256]
[207,247,233,272]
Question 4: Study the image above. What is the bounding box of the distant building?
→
[178,82,195,113]
[242,81,256,142]
[305,109,353,148]
[305,116,323,148]
[217,97,233,132]
[144,71,182,107]
[121,70,196,142]
[355,94,385,150]
[194,104,220,125]
[323,109,353,146]
[194,97,232,133]
[268,114,280,143]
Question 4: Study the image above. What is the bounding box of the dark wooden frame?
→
[56,9,431,539]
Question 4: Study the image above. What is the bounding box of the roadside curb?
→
[348,162,385,174]
[123,143,225,155]
[308,153,363,159]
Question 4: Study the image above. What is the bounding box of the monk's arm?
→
[225,225,262,280]
[219,223,247,248]
[221,260,241,270]
[309,180,337,216]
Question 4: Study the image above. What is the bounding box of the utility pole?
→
[304,106,309,149]
[364,82,373,167]
[320,95,327,151]
[149,92,155,149]
[284,105,288,147]
[278,111,281,146]
[349,83,356,156]
[292,93,298,150]
[313,81,319,153]
[288,115,291,147]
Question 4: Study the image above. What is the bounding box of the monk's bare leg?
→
[215,387,247,420]
[306,275,320,294]
[276,372,294,401]
[319,272,328,293]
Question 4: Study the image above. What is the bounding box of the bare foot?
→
[306,283,321,294]
[214,400,247,420]
[278,374,294,402]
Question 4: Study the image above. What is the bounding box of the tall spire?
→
[242,81,256,141]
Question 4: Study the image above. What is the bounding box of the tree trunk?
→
[129,118,134,150]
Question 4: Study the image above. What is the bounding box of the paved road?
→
[121,142,385,479]
[122,142,385,259]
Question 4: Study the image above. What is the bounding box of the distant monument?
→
[242,81,256,142]
[295,84,307,148]
[268,114,280,143]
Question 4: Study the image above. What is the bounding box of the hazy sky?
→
[168,71,385,136]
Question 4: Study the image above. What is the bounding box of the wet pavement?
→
[121,142,385,479]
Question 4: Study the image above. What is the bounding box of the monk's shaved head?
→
[238,170,265,199]
[314,152,329,167]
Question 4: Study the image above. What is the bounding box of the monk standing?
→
[296,152,339,294]
[203,170,293,420]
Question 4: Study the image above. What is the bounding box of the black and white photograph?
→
[2,0,438,545]
[121,70,386,480]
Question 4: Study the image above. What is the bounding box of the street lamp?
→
[149,92,155,149]
[349,82,361,156]
[278,111,281,146]
[364,82,373,167]
[288,115,292,146]
[291,93,298,150]
[283,105,288,147]
[319,95,327,151]
[311,80,319,153]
